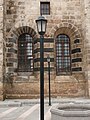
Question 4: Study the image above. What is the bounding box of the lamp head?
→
[36,16,47,35]
[47,55,50,62]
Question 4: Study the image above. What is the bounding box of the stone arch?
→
[8,26,37,40]
[6,26,37,74]
[53,22,83,74]
[50,22,82,39]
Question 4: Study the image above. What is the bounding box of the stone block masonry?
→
[0,0,89,99]
[0,0,5,100]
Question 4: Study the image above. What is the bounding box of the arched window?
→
[18,33,33,72]
[56,34,71,75]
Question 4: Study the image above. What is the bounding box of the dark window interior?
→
[18,33,33,72]
[40,2,50,15]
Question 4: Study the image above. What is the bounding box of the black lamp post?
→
[47,55,51,106]
[36,16,47,120]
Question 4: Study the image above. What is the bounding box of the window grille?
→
[40,2,50,15]
[56,34,71,75]
[18,33,33,72]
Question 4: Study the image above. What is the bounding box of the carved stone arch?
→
[9,26,37,40]
[52,23,81,39]
[53,22,83,74]
[6,26,37,74]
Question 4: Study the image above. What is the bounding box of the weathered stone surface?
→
[51,103,90,120]
[0,0,89,99]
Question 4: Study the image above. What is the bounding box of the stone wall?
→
[3,0,88,99]
[83,0,90,97]
[0,0,4,100]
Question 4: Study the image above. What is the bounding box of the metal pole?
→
[40,35,44,120]
[48,61,51,106]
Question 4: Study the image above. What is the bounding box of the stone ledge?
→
[0,101,21,107]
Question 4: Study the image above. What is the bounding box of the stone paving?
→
[0,98,59,120]
[0,103,52,120]
[0,98,90,120]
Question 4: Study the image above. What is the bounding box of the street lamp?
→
[47,55,51,106]
[36,16,47,120]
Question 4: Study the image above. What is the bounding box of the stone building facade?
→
[0,0,90,100]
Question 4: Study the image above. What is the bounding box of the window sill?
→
[17,72,34,76]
